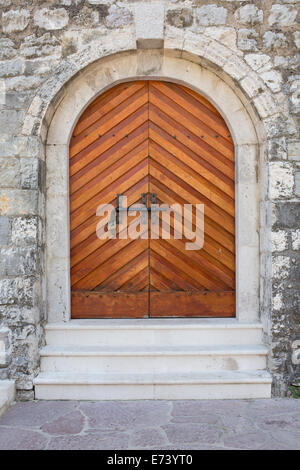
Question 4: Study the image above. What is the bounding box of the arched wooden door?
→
[69,81,235,318]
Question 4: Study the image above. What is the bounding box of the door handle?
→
[115,193,163,225]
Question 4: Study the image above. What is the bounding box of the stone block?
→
[244,53,272,73]
[0,189,38,216]
[0,136,43,159]
[11,217,38,246]
[204,27,237,51]
[223,54,250,80]
[294,31,300,48]
[291,230,300,251]
[20,158,39,190]
[268,137,287,161]
[240,73,264,98]
[196,5,227,26]
[268,4,297,27]
[105,5,133,29]
[288,141,300,161]
[2,9,30,33]
[0,217,9,245]
[0,158,20,188]
[260,70,283,93]
[263,32,288,50]
[166,8,193,28]
[0,247,37,276]
[19,33,61,59]
[235,5,263,25]
[237,29,258,51]
[272,255,290,280]
[290,79,300,114]
[134,3,164,49]
[34,8,69,30]
[0,59,23,78]
[272,202,300,229]
[0,110,25,136]
[271,231,288,252]
[164,26,184,52]
[295,172,300,197]
[253,92,277,118]
[269,162,294,199]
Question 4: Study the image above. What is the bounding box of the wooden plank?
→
[149,107,234,180]
[70,105,148,176]
[70,122,148,193]
[73,81,147,136]
[150,81,232,142]
[149,142,235,217]
[70,84,148,157]
[150,252,200,291]
[70,159,148,231]
[118,266,149,291]
[98,250,149,291]
[70,178,148,258]
[150,291,235,317]
[70,140,148,212]
[176,83,224,116]
[71,291,149,318]
[149,179,235,253]
[70,179,148,263]
[149,123,235,196]
[149,85,234,159]
[161,237,235,288]
[149,159,235,234]
[151,240,227,290]
[73,240,148,290]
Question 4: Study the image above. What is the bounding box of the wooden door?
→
[69,81,235,318]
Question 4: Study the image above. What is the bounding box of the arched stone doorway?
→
[45,52,261,324]
[33,51,272,400]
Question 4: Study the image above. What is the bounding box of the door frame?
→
[46,52,262,324]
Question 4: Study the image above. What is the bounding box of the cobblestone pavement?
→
[0,399,299,450]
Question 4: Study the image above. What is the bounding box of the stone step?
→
[40,344,268,374]
[45,319,264,347]
[34,370,272,400]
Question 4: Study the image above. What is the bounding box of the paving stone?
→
[0,426,48,450]
[47,431,129,450]
[223,429,275,450]
[0,400,78,427]
[41,410,85,435]
[162,422,220,446]
[79,400,170,431]
[268,426,300,450]
[171,401,220,424]
[130,427,168,448]
[247,398,300,416]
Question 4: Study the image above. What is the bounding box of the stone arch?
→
[39,47,270,326]
[22,30,288,143]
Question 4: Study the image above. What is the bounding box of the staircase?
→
[34,319,272,400]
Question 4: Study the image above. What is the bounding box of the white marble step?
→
[45,319,264,347]
[34,370,272,400]
[40,344,268,374]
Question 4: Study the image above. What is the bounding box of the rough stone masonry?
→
[0,0,299,399]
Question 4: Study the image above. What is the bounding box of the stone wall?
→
[0,0,299,398]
